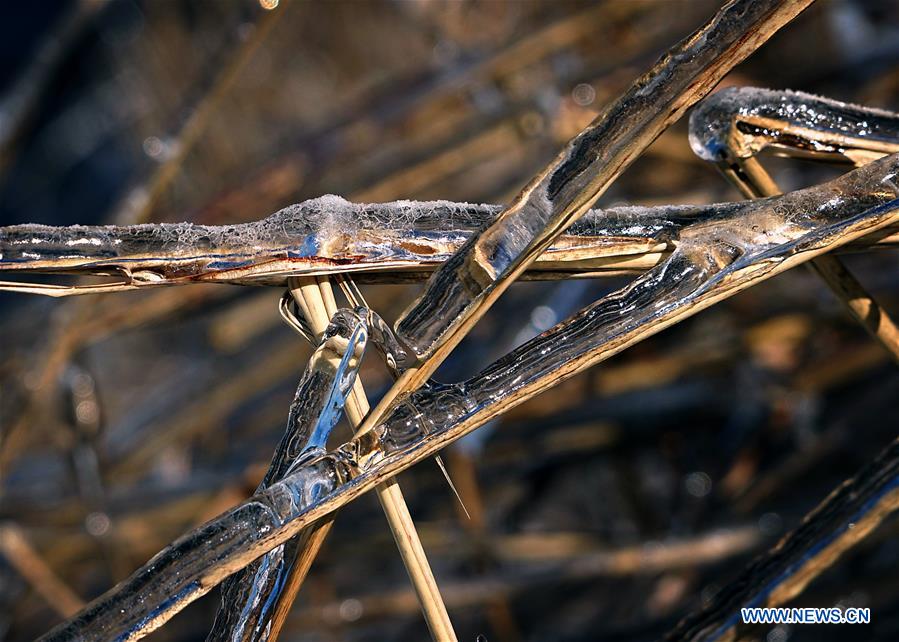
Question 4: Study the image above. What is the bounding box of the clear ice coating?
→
[688,86,899,162]
[1,0,809,303]
[37,152,899,642]
[353,306,415,374]
[668,436,899,641]
[0,196,730,288]
[392,0,811,361]
[38,452,355,642]
[0,197,493,276]
[3,198,898,296]
[207,309,368,642]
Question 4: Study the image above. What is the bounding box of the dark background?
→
[1,1,899,640]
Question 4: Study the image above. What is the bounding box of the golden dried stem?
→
[287,276,457,642]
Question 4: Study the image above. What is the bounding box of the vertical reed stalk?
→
[286,276,458,642]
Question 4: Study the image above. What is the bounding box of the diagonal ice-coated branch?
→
[666,435,899,642]
[37,150,899,642]
[391,0,815,368]
[347,0,817,489]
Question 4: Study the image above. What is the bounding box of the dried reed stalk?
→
[287,276,457,642]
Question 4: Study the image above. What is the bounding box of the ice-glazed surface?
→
[0,196,492,265]
[392,0,813,361]
[688,86,899,161]
[0,197,719,287]
[668,436,899,641]
[38,452,355,642]
[208,309,368,642]
[37,152,899,642]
